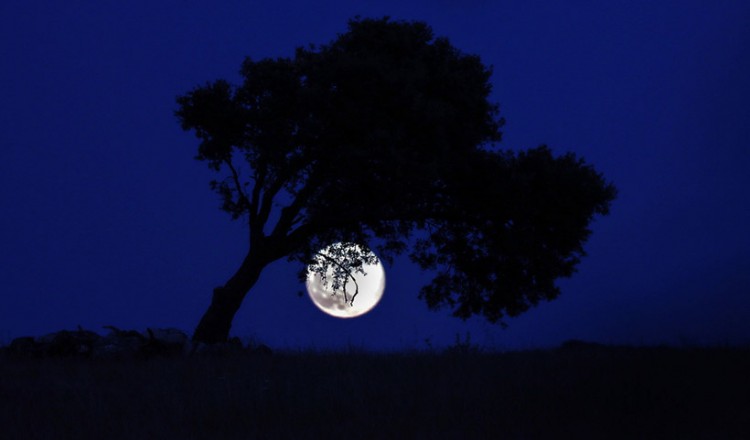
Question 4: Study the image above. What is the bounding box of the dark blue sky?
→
[1,1,749,350]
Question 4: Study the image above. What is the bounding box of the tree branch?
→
[248,169,266,246]
[271,180,317,240]
[224,158,250,212]
[314,252,360,306]
[257,177,285,228]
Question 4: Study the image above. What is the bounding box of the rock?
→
[4,326,271,360]
[42,329,100,357]
[147,327,188,346]
[92,326,147,360]
[189,336,245,357]
[143,327,189,358]
[7,328,101,359]
[7,336,39,358]
[246,342,273,356]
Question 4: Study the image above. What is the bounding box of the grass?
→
[1,345,748,439]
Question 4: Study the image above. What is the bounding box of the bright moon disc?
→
[306,243,385,318]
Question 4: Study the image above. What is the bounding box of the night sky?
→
[2,1,749,351]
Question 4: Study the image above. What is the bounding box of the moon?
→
[306,242,386,318]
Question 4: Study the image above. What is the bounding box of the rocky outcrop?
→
[1,326,268,360]
[4,328,100,358]
[92,326,149,359]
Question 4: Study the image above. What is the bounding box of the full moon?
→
[306,242,386,318]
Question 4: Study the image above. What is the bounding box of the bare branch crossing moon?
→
[306,243,386,318]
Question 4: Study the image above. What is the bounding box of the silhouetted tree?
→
[176,17,617,343]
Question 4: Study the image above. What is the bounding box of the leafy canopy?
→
[176,17,616,324]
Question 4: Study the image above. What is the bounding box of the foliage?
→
[306,242,379,306]
[176,17,616,332]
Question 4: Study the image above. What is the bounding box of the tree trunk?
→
[192,252,267,344]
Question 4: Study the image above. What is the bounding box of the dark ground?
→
[1,344,748,439]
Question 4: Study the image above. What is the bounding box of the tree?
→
[176,17,617,344]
